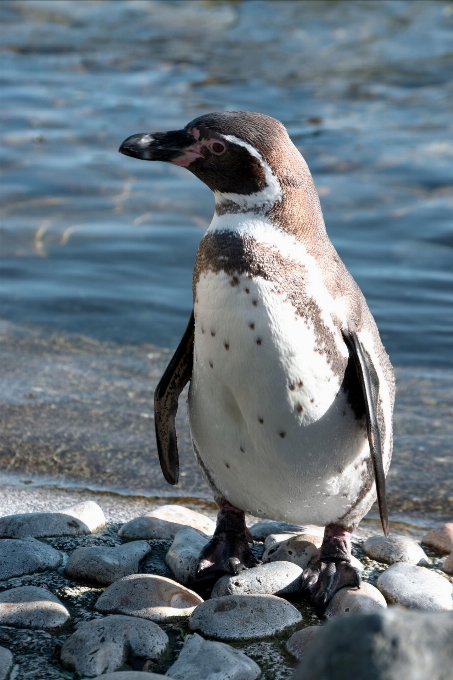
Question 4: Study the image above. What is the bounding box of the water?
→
[1,1,452,525]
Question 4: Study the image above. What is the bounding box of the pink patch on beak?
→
[170,141,204,167]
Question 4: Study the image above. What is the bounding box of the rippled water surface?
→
[1,1,452,522]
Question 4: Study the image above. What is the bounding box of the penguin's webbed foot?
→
[300,524,361,607]
[195,502,258,584]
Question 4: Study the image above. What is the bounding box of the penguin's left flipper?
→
[154,311,194,485]
[342,328,389,537]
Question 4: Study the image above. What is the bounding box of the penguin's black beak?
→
[119,129,202,165]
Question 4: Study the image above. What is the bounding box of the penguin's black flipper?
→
[342,328,389,536]
[154,311,194,485]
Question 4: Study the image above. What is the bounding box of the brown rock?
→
[118,505,215,541]
[286,626,322,660]
[325,582,387,619]
[422,523,453,555]
[441,553,453,575]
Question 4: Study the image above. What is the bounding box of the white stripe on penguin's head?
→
[214,134,283,212]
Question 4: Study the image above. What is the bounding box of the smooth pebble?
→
[262,535,319,568]
[61,614,168,677]
[189,594,302,641]
[166,632,261,679]
[376,563,453,610]
[95,674,172,680]
[118,505,215,541]
[0,646,13,680]
[0,501,105,538]
[324,582,387,619]
[0,537,62,580]
[286,626,322,661]
[422,523,453,555]
[0,586,70,631]
[441,552,453,575]
[166,527,209,585]
[95,574,203,622]
[250,520,321,542]
[65,540,151,585]
[211,560,302,598]
[95,674,171,680]
[291,608,453,680]
[363,535,429,566]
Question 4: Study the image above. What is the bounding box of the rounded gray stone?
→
[118,505,215,541]
[0,537,62,580]
[0,646,14,680]
[376,563,453,611]
[324,582,387,619]
[211,560,302,598]
[363,535,429,566]
[166,527,209,585]
[0,586,70,631]
[65,540,151,585]
[95,674,172,680]
[61,614,169,677]
[286,626,322,661]
[441,553,453,575]
[291,608,453,680]
[422,523,453,555]
[262,535,318,569]
[167,632,261,679]
[95,574,203,622]
[249,520,316,542]
[0,501,105,538]
[189,594,302,641]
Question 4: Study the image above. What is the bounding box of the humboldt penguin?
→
[119,111,395,606]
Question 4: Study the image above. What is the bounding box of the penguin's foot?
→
[195,502,258,583]
[300,524,361,608]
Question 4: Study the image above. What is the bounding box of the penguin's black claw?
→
[195,530,259,584]
[301,558,361,608]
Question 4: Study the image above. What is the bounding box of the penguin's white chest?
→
[189,265,370,526]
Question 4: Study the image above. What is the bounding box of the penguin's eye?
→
[210,142,225,155]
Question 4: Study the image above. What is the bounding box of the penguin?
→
[119,112,395,606]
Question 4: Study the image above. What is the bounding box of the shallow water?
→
[1,1,452,525]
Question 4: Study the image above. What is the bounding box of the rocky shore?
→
[0,492,452,680]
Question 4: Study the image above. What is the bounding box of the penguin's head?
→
[119,111,299,204]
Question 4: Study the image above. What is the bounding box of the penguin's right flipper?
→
[342,328,389,536]
[154,311,194,485]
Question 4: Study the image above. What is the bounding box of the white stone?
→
[285,626,322,661]
[262,535,318,568]
[95,674,171,680]
[249,520,319,542]
[166,633,261,679]
[211,561,302,598]
[95,574,203,622]
[0,537,62,580]
[118,505,215,541]
[0,501,105,538]
[264,533,309,550]
[65,540,151,585]
[324,582,387,619]
[0,646,13,680]
[363,535,429,566]
[61,614,168,677]
[0,586,70,631]
[422,523,453,555]
[441,553,453,575]
[376,563,453,611]
[189,594,302,641]
[166,527,209,585]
